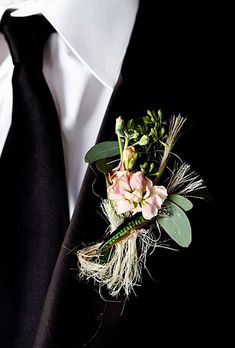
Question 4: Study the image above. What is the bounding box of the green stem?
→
[124,137,129,149]
[118,135,124,161]
[105,174,110,196]
[153,146,170,184]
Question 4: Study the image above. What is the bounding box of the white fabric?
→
[0,0,139,216]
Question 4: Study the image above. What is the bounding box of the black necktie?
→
[0,11,69,346]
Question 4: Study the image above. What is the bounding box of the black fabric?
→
[34,2,221,348]
[0,11,69,347]
[0,2,223,348]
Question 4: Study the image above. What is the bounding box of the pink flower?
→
[108,171,167,220]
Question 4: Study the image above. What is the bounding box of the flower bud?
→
[123,146,137,170]
[149,163,155,172]
[115,116,124,135]
[138,135,149,146]
[140,162,148,174]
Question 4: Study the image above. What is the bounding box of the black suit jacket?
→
[33,3,220,347]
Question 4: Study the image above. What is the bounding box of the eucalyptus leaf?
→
[96,158,117,174]
[158,201,192,247]
[85,141,119,164]
[168,194,193,211]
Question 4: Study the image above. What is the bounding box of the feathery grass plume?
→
[155,114,186,183]
[167,162,205,195]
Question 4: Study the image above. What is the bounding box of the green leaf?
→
[85,141,119,164]
[96,158,117,174]
[158,201,192,247]
[168,194,193,211]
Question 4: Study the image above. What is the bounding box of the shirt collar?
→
[0,0,139,89]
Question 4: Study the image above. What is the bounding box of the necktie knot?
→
[1,10,55,67]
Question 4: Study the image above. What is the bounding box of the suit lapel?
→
[33,66,137,348]
[34,3,166,345]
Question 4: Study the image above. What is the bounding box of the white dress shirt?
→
[0,0,139,216]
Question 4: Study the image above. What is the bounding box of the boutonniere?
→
[77,110,206,297]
